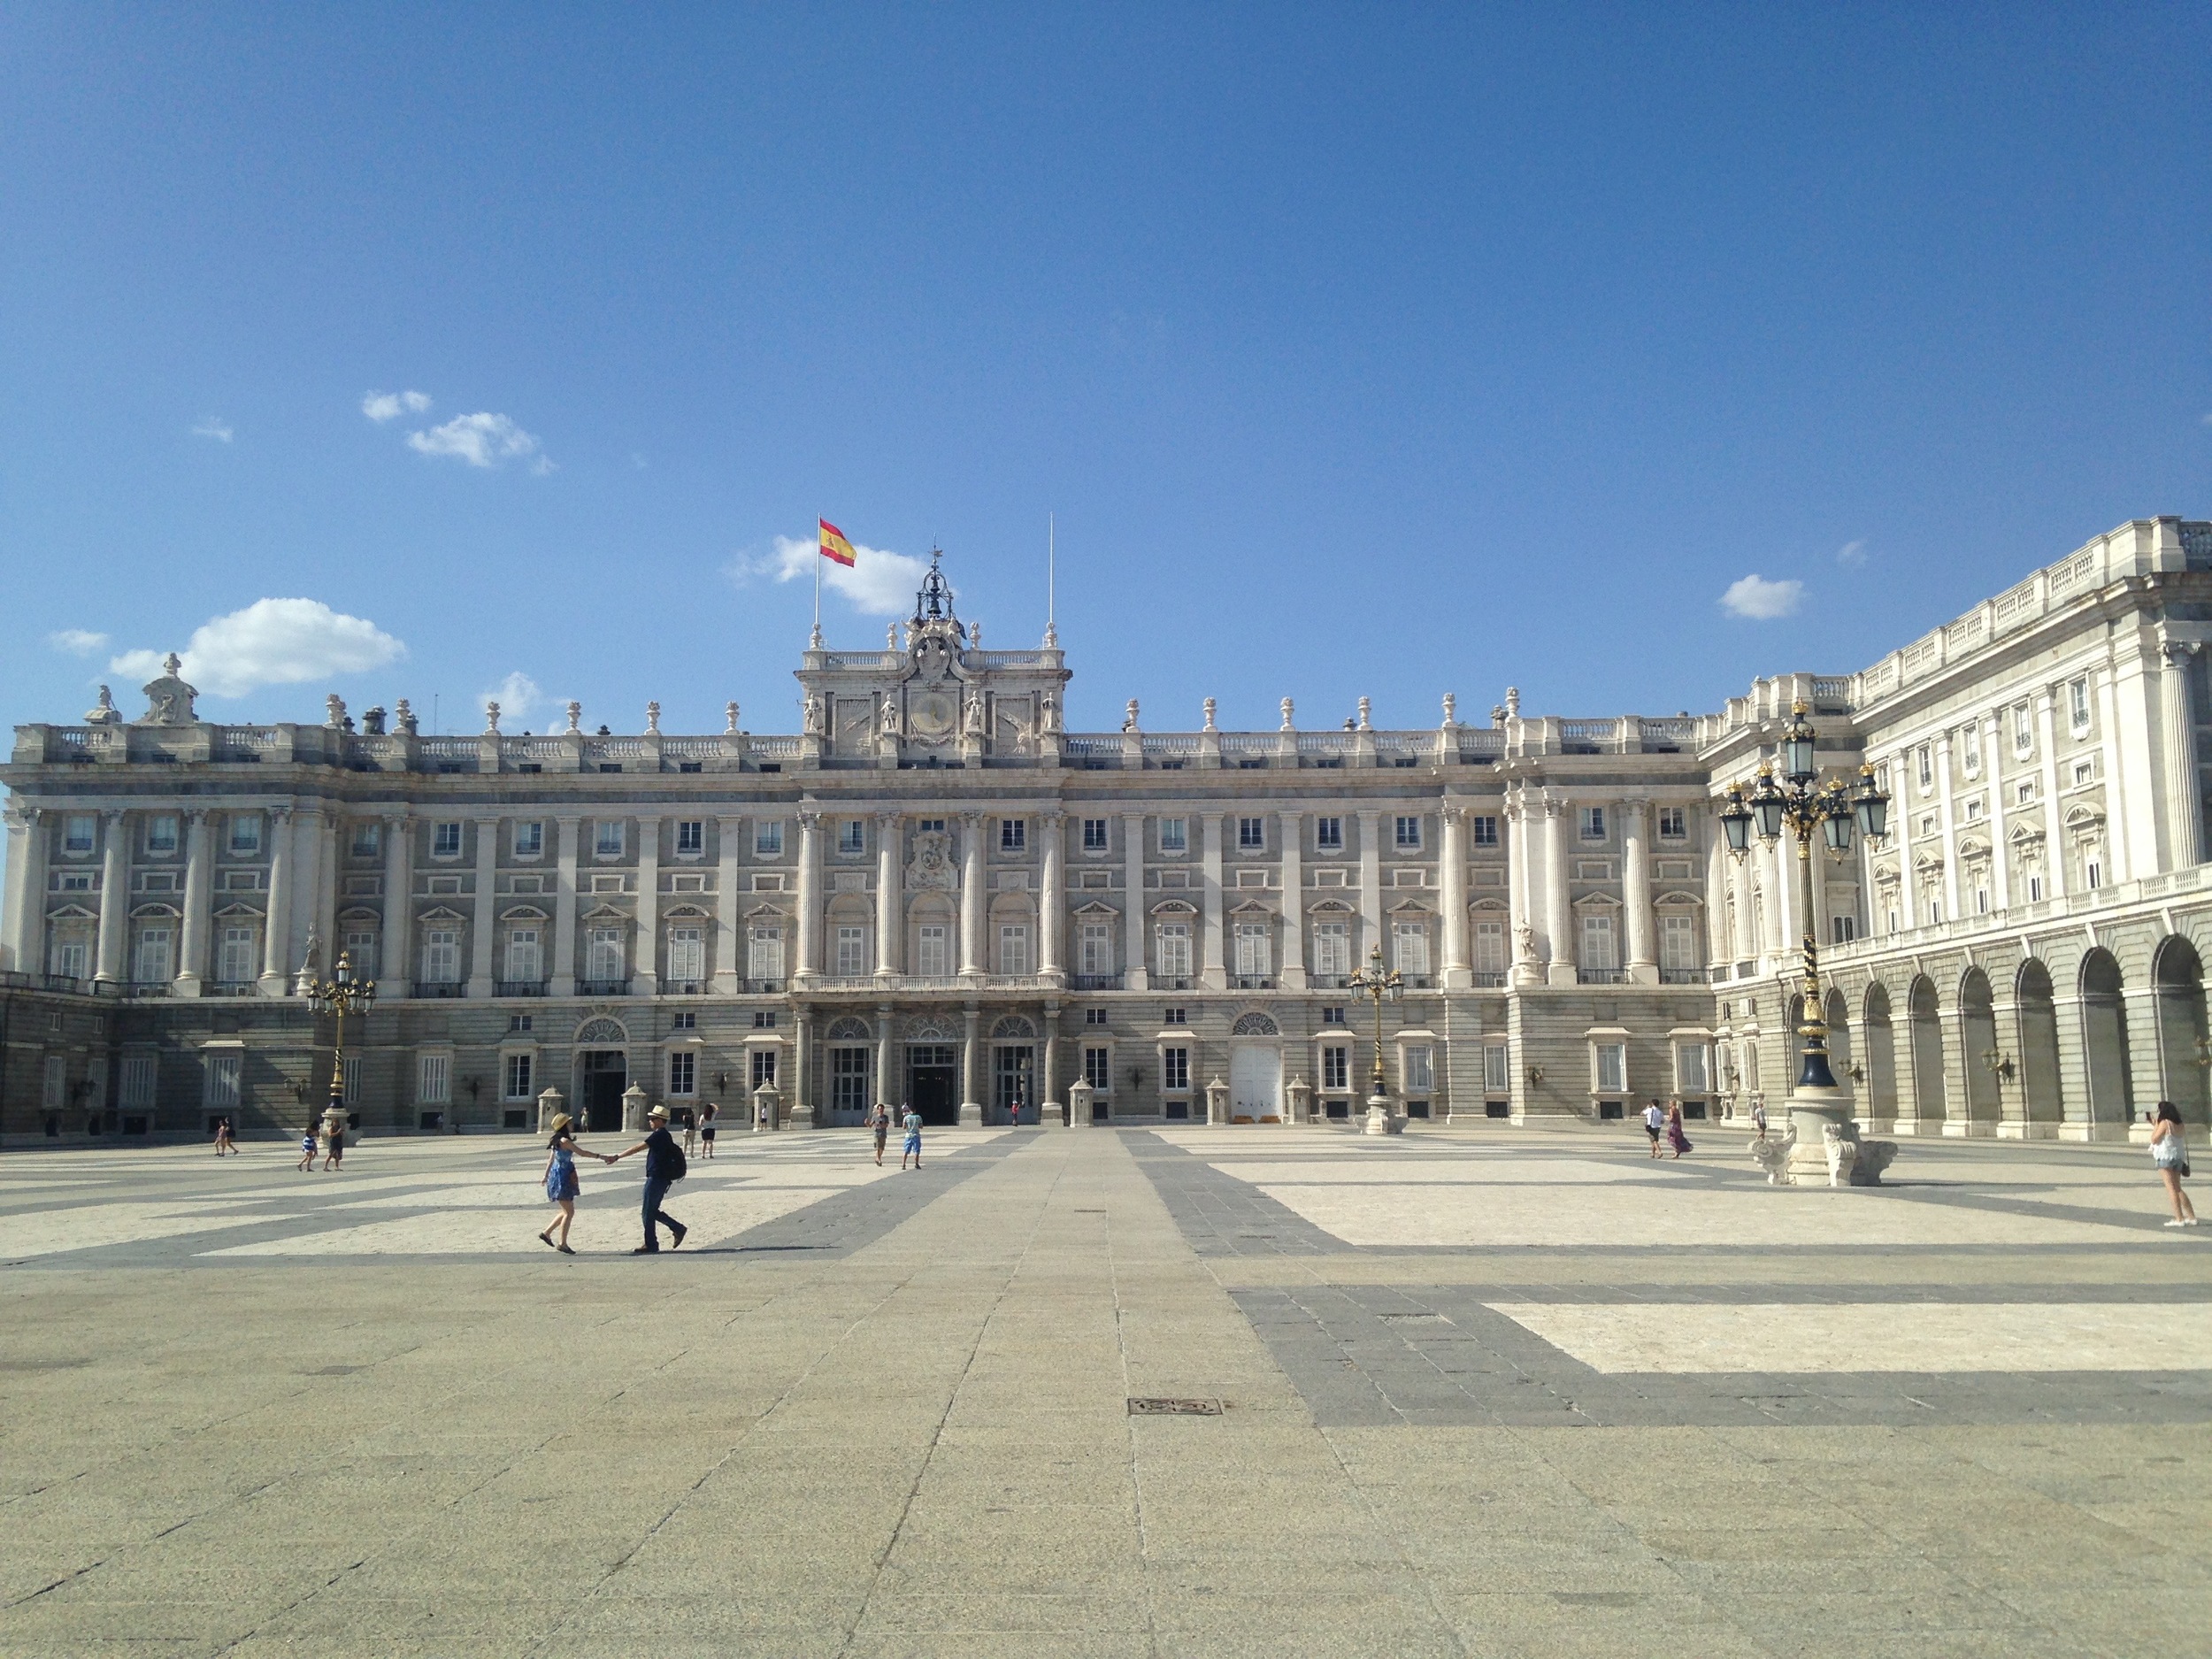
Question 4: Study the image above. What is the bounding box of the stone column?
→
[2036,693,2067,899]
[467,814,498,997]
[1703,819,1730,975]
[795,810,823,981]
[551,815,580,996]
[1358,809,1385,968]
[1279,810,1306,988]
[1934,731,1960,921]
[1983,711,2010,911]
[382,813,413,995]
[2162,641,2203,871]
[177,809,212,995]
[315,813,340,974]
[1732,838,1758,962]
[95,810,129,985]
[634,815,661,995]
[288,805,326,976]
[1438,804,1470,987]
[960,1002,983,1124]
[790,1007,814,1129]
[257,806,294,995]
[958,812,986,978]
[1040,811,1065,979]
[1542,795,1572,985]
[4,805,44,974]
[1765,831,1793,959]
[1042,1005,1063,1120]
[875,811,902,979]
[714,813,744,994]
[1200,812,1226,989]
[1121,813,1148,989]
[1505,794,1531,976]
[875,1003,895,1114]
[2101,654,2145,883]
[1621,799,1654,984]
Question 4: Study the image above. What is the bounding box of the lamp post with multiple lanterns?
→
[1346,943,1404,1134]
[1718,702,1888,1163]
[303,949,377,1132]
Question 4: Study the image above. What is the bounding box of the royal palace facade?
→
[5,524,2212,1143]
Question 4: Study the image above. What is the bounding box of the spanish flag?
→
[818,518,857,567]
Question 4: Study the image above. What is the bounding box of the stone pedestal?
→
[1783,1082,1852,1181]
[958,1100,982,1126]
[751,1082,781,1132]
[1204,1077,1230,1125]
[536,1087,567,1135]
[621,1082,649,1133]
[1069,1078,1094,1127]
[1363,1093,1404,1135]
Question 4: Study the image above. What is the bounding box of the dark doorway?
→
[909,1044,958,1125]
[580,1049,626,1132]
[995,1045,1034,1124]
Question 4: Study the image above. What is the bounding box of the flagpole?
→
[1045,511,1057,647]
[812,544,822,648]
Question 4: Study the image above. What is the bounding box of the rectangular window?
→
[668,1051,696,1097]
[2085,856,2102,891]
[1475,919,1506,976]
[51,937,88,979]
[1321,1006,1345,1025]
[1394,815,1421,849]
[1322,1045,1349,1092]
[1483,1041,1509,1095]
[1238,816,1265,850]
[916,924,949,977]
[1677,1043,1710,1094]
[595,821,625,857]
[751,1048,779,1088]
[749,926,785,980]
[513,820,543,856]
[121,1054,157,1110]
[2069,677,2092,733]
[62,815,96,854]
[998,924,1031,975]
[676,820,704,856]
[755,821,784,856]
[1659,912,1697,971]
[1079,922,1112,975]
[1085,1007,1108,1025]
[2029,874,2046,902]
[667,927,705,983]
[2014,703,2033,755]
[343,930,378,978]
[204,1051,241,1110]
[1594,1042,1626,1094]
[432,822,463,857]
[2016,780,2037,804]
[1962,723,1981,774]
[835,926,869,975]
[1916,746,1933,789]
[1083,1047,1111,1090]
[830,1047,870,1116]
[1312,919,1351,979]
[218,926,257,983]
[838,819,865,856]
[588,928,625,981]
[1658,807,1687,839]
[1964,798,1983,822]
[1470,815,1499,847]
[503,1052,534,1100]
[2072,760,2095,787]
[418,1053,450,1104]
[510,1013,534,1032]
[1578,806,1606,841]
[918,818,945,833]
[1156,922,1192,980]
[1832,914,1858,943]
[1163,1046,1190,1092]
[672,1010,695,1030]
[1000,818,1026,853]
[1158,818,1187,853]
[1315,817,1343,850]
[1579,913,1617,972]
[1975,885,1990,915]
[134,927,173,983]
[505,929,541,983]
[1402,1045,1433,1094]
[421,929,460,984]
[1082,818,1110,851]
[1233,921,1272,979]
[352,822,381,858]
[1164,1006,1187,1025]
[228,815,262,855]
[146,815,179,854]
[1394,919,1431,976]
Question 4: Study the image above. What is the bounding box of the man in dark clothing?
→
[611,1103,688,1254]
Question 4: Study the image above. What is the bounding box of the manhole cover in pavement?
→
[1128,1397,1223,1416]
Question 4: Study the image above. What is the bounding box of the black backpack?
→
[665,1140,688,1181]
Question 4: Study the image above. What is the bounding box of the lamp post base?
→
[1362,1094,1403,1136]
[1784,1082,1856,1182]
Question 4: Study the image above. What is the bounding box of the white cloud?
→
[49,628,110,657]
[729,534,932,617]
[406,411,552,473]
[108,598,406,699]
[1836,538,1867,568]
[480,671,545,725]
[1720,574,1805,620]
[191,417,234,443]
[363,389,432,422]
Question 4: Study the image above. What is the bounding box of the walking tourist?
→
[1749,1094,1768,1140]
[1665,1101,1694,1159]
[1642,1100,1665,1157]
[871,1102,891,1166]
[2148,1102,2198,1228]
[211,1118,235,1156]
[901,1104,924,1170]
[321,1106,347,1171]
[610,1104,688,1254]
[538,1113,611,1253]
[697,1100,718,1160]
[681,1107,697,1159]
[297,1125,319,1171]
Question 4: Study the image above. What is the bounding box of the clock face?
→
[910,689,956,737]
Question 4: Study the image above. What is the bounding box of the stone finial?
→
[1356,696,1371,731]
[485,701,502,734]
[646,701,661,734]
[1280,697,1295,731]
[163,653,182,677]
[361,705,387,735]
[808,620,824,649]
[726,701,740,734]
[394,699,418,736]
[1202,697,1217,731]
[1441,693,1457,726]
[1043,619,1058,648]
[1504,686,1521,718]
[565,701,582,734]
[325,694,346,730]
[85,685,119,726]
[1124,699,1140,733]
[1491,704,1507,727]
[970,619,982,650]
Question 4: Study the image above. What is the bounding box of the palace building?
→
[4,523,2211,1143]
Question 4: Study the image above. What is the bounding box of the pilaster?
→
[95,810,129,985]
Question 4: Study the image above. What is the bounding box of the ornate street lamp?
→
[1717,703,1888,1161]
[303,949,377,1131]
[1346,944,1403,1134]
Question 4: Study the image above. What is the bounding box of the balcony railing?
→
[663,979,707,995]
[1232,975,1276,990]
[1071,973,1124,991]
[495,980,549,998]
[1156,976,1194,991]
[207,979,257,997]
[1659,968,1709,985]
[577,979,632,997]
[1472,972,1507,987]
[1309,975,1349,990]
[1577,968,1624,985]
[124,980,173,999]
[741,978,786,994]
[413,980,465,999]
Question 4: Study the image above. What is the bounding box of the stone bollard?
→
[1069,1078,1094,1128]
[1205,1077,1230,1125]
[1286,1077,1313,1125]
[751,1082,781,1133]
[536,1087,567,1135]
[621,1082,649,1133]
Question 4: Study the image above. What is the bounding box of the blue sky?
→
[2,4,2208,749]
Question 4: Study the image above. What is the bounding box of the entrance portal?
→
[580,1049,626,1132]
[994,1044,1034,1125]
[909,1044,959,1125]
[1229,1044,1283,1123]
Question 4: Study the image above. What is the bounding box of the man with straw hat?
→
[609,1103,689,1255]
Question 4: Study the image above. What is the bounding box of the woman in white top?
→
[2147,1102,2198,1228]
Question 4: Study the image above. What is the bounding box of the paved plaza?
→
[1,1125,2209,1657]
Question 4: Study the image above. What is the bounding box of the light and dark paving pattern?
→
[1,1122,2208,1656]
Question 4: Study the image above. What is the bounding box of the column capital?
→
[1440,803,1463,825]
[875,810,901,826]
[101,807,127,825]
[960,810,986,829]
[1040,809,1065,827]
[2165,638,2203,666]
[797,808,822,830]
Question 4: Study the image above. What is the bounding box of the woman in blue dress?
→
[538,1114,611,1254]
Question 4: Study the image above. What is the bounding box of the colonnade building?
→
[4,523,2209,1142]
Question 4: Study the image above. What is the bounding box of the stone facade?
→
[4,524,2209,1143]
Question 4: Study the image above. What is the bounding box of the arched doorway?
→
[825,1015,874,1125]
[1908,976,1947,1130]
[2153,936,2208,1124]
[2080,949,2133,1128]
[1863,984,1898,1126]
[1960,967,1999,1131]
[993,1015,1036,1125]
[2016,960,2063,1130]
[1228,1011,1284,1123]
[574,1016,629,1132]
